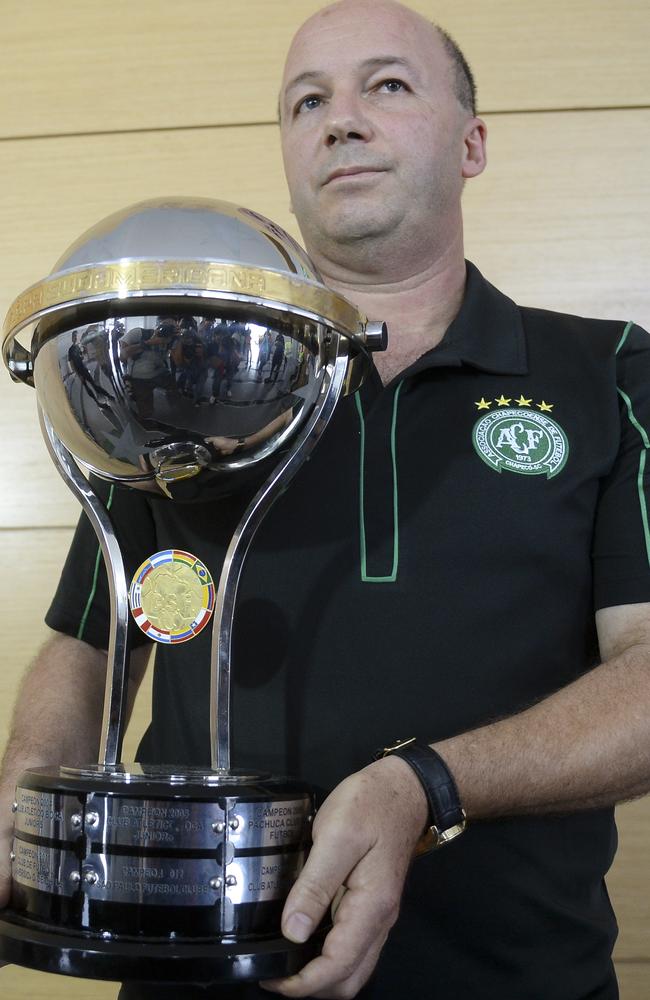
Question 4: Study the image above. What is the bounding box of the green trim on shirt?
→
[617,386,650,567]
[355,381,403,583]
[76,485,115,640]
[615,320,635,355]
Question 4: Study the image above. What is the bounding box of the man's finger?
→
[264,861,397,997]
[280,830,368,943]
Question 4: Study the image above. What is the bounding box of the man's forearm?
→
[0,632,112,905]
[1,632,107,777]
[433,645,650,819]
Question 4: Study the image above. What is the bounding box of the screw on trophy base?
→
[0,198,386,985]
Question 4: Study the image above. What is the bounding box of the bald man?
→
[4,3,650,1000]
[263,3,650,998]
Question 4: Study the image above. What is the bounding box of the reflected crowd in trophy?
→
[60,315,316,466]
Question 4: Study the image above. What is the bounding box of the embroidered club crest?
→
[472,407,568,478]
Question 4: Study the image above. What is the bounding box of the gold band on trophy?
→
[2,258,365,365]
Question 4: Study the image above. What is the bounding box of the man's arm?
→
[0,631,151,908]
[263,602,650,999]
[434,602,650,817]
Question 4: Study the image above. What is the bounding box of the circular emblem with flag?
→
[472,408,568,478]
[129,549,215,643]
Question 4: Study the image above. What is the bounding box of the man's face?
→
[280,0,474,261]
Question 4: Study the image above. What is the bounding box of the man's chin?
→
[323,213,397,245]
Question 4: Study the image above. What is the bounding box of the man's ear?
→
[462,117,487,180]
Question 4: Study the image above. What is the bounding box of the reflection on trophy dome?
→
[47,308,316,496]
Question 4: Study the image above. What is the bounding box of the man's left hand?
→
[261,756,429,998]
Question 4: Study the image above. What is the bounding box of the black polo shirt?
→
[47,262,650,998]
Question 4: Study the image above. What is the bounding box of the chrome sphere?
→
[3,198,376,499]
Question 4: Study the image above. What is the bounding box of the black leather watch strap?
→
[379,740,466,849]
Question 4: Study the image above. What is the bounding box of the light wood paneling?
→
[0,380,78,529]
[0,965,118,998]
[1,0,648,141]
[2,109,648,530]
[616,961,650,999]
[463,109,650,326]
[611,797,650,960]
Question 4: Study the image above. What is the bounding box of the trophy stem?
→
[210,355,349,771]
[39,407,130,767]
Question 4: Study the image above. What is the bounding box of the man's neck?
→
[317,244,467,387]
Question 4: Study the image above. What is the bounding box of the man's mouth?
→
[323,166,385,185]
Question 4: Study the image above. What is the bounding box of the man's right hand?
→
[0,778,17,970]
[0,777,17,910]
[0,837,11,910]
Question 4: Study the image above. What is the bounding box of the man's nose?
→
[323,95,373,147]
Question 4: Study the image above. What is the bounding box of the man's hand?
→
[0,817,12,910]
[0,776,19,969]
[262,756,428,999]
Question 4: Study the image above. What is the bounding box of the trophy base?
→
[0,911,326,983]
[4,765,320,983]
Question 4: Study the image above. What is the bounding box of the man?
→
[2,2,650,999]
[119,318,178,422]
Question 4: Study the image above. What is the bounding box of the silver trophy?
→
[0,197,386,984]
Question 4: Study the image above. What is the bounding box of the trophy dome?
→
[2,197,375,500]
[51,197,323,282]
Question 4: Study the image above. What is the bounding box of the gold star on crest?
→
[475,397,492,410]
[515,395,532,407]
[537,400,554,412]
[495,395,512,407]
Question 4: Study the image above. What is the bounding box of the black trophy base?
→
[4,764,322,983]
[0,912,327,983]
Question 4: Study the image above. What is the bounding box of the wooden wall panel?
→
[2,110,648,530]
[611,798,650,960]
[463,109,650,326]
[1,0,648,140]
[0,965,117,998]
[616,962,650,999]
[0,381,78,529]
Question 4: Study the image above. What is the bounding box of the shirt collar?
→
[400,260,529,379]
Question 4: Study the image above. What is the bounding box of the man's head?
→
[279,0,486,277]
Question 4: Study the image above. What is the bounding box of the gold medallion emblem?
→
[129,550,215,644]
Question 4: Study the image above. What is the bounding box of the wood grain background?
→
[1,2,649,996]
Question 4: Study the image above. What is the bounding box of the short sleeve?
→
[592,323,650,610]
[45,475,157,650]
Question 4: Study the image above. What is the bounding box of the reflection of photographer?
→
[119,320,177,376]
[118,320,176,420]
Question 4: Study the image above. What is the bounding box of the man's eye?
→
[296,94,323,114]
[377,79,407,93]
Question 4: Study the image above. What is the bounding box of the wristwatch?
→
[375,737,467,853]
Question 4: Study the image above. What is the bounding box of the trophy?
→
[0,198,387,984]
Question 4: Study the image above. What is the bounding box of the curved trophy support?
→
[38,407,129,767]
[210,354,349,771]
